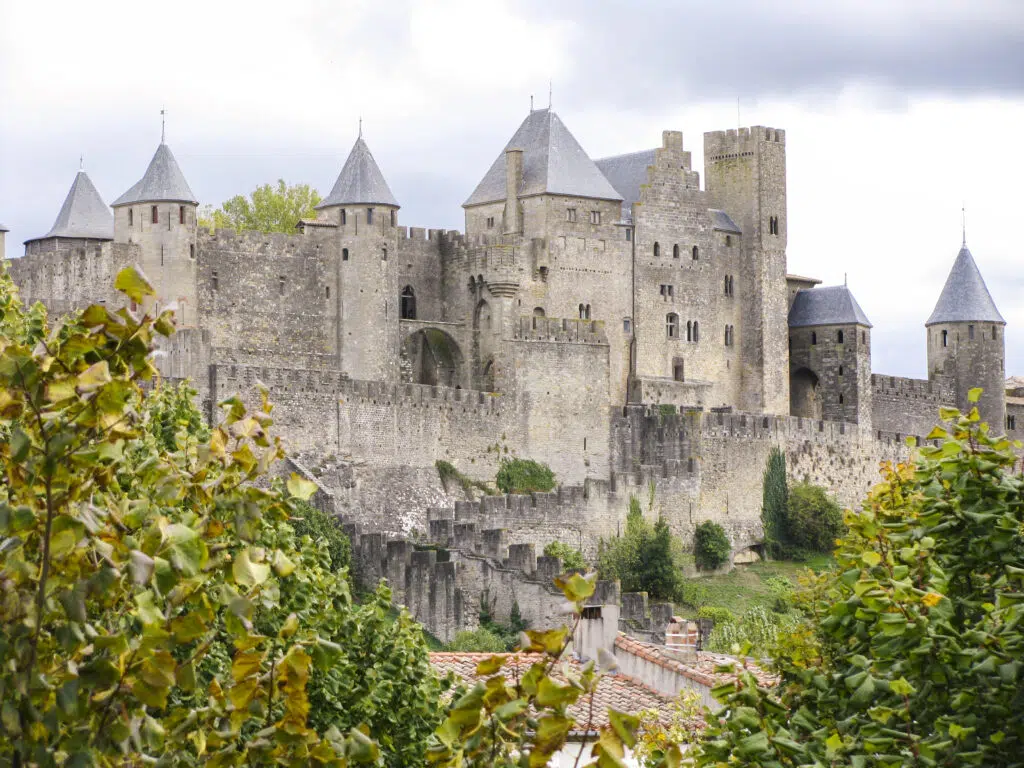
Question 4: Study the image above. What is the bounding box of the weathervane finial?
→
[962,203,967,247]
[160,107,166,143]
[358,116,362,138]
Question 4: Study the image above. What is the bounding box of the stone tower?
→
[111,142,198,324]
[704,127,789,415]
[788,285,873,427]
[926,242,1006,431]
[316,134,401,381]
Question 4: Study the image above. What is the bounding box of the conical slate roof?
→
[926,244,1005,326]
[112,143,197,206]
[29,170,113,242]
[316,136,399,209]
[464,108,622,207]
[789,285,872,328]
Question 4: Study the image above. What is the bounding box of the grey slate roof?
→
[925,244,1005,326]
[316,137,399,209]
[709,209,742,234]
[594,149,656,220]
[465,108,622,207]
[789,285,872,328]
[112,143,197,206]
[28,170,113,242]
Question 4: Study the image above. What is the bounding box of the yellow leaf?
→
[232,547,270,587]
[287,473,318,501]
[968,387,983,403]
[114,265,156,303]
[231,649,265,682]
[862,551,882,567]
[77,361,112,392]
[922,592,943,607]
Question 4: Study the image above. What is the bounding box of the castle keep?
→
[7,110,1020,574]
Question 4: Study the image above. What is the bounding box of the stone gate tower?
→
[111,141,198,324]
[926,241,1006,431]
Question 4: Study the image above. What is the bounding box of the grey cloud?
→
[524,0,1024,110]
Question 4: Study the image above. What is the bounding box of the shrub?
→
[598,494,682,601]
[495,458,556,494]
[694,520,731,570]
[697,605,736,625]
[785,482,844,553]
[543,540,586,571]
[764,575,795,613]
[706,605,797,658]
[435,459,494,497]
[761,446,788,558]
[676,579,710,609]
[290,498,351,573]
[446,628,508,653]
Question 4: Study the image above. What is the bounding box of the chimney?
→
[0,224,7,258]
[573,602,620,664]
[503,148,523,235]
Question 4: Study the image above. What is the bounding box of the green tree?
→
[289,498,351,573]
[761,446,788,558]
[495,458,556,494]
[598,496,681,601]
[200,179,321,233]
[688,397,1024,767]
[693,520,731,571]
[0,267,434,765]
[543,540,586,571]
[785,481,844,553]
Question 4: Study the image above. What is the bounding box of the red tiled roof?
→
[614,634,779,689]
[429,652,675,730]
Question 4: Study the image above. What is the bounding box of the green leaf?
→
[114,265,156,303]
[287,473,318,501]
[232,547,270,587]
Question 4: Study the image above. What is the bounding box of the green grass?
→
[677,556,834,617]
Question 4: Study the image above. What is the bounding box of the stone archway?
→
[401,328,464,387]
[790,367,822,419]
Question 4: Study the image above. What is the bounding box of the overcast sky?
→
[1,0,1022,379]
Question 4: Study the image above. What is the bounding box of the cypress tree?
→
[761,446,788,559]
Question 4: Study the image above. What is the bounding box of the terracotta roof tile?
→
[430,652,677,730]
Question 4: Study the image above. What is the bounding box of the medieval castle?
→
[3,109,1020,637]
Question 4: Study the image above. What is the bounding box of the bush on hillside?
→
[445,628,508,653]
[543,540,586,571]
[290,498,351,573]
[495,458,556,494]
[694,520,732,570]
[785,482,845,553]
[598,495,682,601]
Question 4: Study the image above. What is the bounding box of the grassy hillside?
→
[677,556,834,617]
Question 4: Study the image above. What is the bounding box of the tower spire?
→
[358,116,362,138]
[548,80,552,109]
[79,154,84,171]
[160,107,166,143]
[962,202,966,246]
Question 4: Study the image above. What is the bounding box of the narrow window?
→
[693,321,699,342]
[692,245,699,260]
[839,393,845,404]
[342,248,349,261]
[486,216,494,228]
[579,304,586,319]
[212,270,219,291]
[128,208,134,227]
[340,209,347,225]
[151,205,158,224]
[623,318,632,334]
[160,245,164,266]
[686,320,692,342]
[539,266,548,282]
[366,207,374,224]
[625,228,632,242]
[590,210,600,225]
[992,325,997,340]
[673,359,684,381]
[390,209,396,226]
[725,235,732,246]
[326,286,330,299]
[673,244,680,259]
[968,324,975,340]
[942,329,948,347]
[811,331,817,345]
[567,208,577,223]
[189,243,195,259]
[862,331,866,343]
[837,330,844,344]
[400,286,416,319]
[279,276,285,296]
[667,313,679,339]
[382,246,387,260]
[838,365,844,376]
[179,205,185,224]
[585,304,591,320]
[724,326,729,346]
[653,242,660,258]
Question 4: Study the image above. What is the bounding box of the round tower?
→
[111,140,198,324]
[926,242,1006,431]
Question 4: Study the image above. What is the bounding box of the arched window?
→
[400,286,416,319]
[151,205,159,224]
[366,207,374,224]
[673,244,679,259]
[579,304,586,319]
[693,321,700,342]
[468,276,476,291]
[325,286,330,299]
[942,330,948,348]
[691,245,699,260]
[811,331,817,345]
[653,242,660,258]
[390,209,396,226]
[686,320,692,342]
[666,313,679,339]
[533,307,545,317]
[838,365,844,376]
[837,330,844,344]
[179,205,185,224]
[342,248,349,261]
[724,326,729,345]
[839,393,845,404]
[725,235,732,246]
[992,325,997,340]
[340,209,347,225]
[128,208,134,227]
[724,276,730,295]
[381,246,388,260]
[585,304,592,320]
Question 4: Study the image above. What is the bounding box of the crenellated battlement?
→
[870,373,953,402]
[704,125,786,161]
[512,316,608,345]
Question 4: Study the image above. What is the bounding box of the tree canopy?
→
[200,180,321,233]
